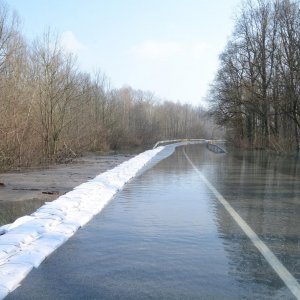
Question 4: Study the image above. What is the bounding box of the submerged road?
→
[8,144,300,299]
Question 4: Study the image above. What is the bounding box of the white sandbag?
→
[0,263,33,291]
[0,245,19,256]
[0,245,20,265]
[31,211,64,221]
[25,241,57,258]
[31,233,67,253]
[49,197,81,210]
[0,233,36,247]
[63,211,94,227]
[21,218,61,233]
[74,181,104,191]
[38,232,67,243]
[36,207,67,218]
[64,190,90,199]
[8,250,46,268]
[0,225,9,235]
[0,251,13,265]
[0,251,11,264]
[4,216,35,232]
[8,227,40,240]
[51,223,77,238]
[0,285,9,300]
[76,205,103,216]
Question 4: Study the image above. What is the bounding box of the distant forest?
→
[0,1,216,170]
[210,0,300,152]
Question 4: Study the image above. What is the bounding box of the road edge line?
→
[183,148,300,299]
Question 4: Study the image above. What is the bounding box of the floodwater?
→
[0,154,131,226]
[8,144,300,299]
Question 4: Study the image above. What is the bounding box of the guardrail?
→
[153,139,206,149]
[207,140,227,144]
[153,139,227,153]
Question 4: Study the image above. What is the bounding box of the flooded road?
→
[8,144,300,299]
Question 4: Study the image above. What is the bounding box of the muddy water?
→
[0,154,132,226]
[8,144,300,299]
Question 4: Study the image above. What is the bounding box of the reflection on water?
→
[186,145,300,296]
[0,199,46,226]
[9,144,299,299]
[233,149,300,179]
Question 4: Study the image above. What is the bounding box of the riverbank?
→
[0,153,133,225]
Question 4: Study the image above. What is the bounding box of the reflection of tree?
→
[0,199,45,226]
[212,150,300,295]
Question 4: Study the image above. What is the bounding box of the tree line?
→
[0,1,211,170]
[210,0,300,152]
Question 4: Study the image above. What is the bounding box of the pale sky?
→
[8,0,241,106]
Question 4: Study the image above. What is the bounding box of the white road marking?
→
[183,148,300,299]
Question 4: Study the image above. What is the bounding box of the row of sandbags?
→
[0,146,164,299]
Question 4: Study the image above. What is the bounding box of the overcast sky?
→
[9,0,241,106]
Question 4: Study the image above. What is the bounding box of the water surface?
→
[8,144,300,299]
